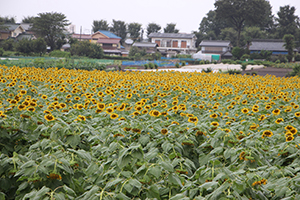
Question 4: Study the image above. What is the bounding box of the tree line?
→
[0,0,299,56]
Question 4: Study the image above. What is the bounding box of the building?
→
[132,42,158,54]
[71,30,126,56]
[0,24,26,40]
[199,40,232,54]
[249,39,298,55]
[148,32,197,57]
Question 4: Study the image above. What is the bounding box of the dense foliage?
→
[1,65,300,199]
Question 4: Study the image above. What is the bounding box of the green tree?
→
[0,38,15,51]
[32,38,47,55]
[276,5,300,39]
[215,0,272,46]
[92,20,109,33]
[146,23,161,37]
[70,41,103,59]
[242,26,265,49]
[283,34,295,62]
[128,22,142,41]
[219,27,241,47]
[32,12,70,50]
[14,38,33,55]
[0,16,16,24]
[199,10,228,37]
[110,20,127,44]
[164,23,179,33]
[22,16,35,23]
[231,46,245,60]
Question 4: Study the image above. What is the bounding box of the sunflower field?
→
[1,65,300,199]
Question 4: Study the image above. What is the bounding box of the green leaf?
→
[54,192,66,200]
[170,194,189,200]
[106,178,123,189]
[162,141,173,152]
[145,148,159,160]
[63,185,76,197]
[199,154,210,166]
[0,192,6,200]
[67,135,81,148]
[147,184,160,199]
[139,134,150,146]
[115,192,131,200]
[168,173,182,186]
[117,154,131,169]
[129,178,142,190]
[149,166,161,179]
[161,161,174,172]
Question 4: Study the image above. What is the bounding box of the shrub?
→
[251,71,258,76]
[154,63,158,69]
[144,64,148,69]
[181,61,186,66]
[241,63,247,71]
[231,47,245,60]
[149,63,154,69]
[227,69,241,74]
[175,63,180,68]
[221,59,233,64]
[203,67,212,73]
[0,48,3,56]
[241,54,250,61]
[295,54,300,61]
[288,64,300,77]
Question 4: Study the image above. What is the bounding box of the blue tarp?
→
[122,60,184,67]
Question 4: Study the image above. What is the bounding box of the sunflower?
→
[110,113,119,119]
[262,130,273,137]
[77,115,86,121]
[44,114,55,121]
[151,110,161,117]
[210,113,218,118]
[132,111,140,116]
[295,112,300,117]
[275,118,284,124]
[210,121,219,127]
[241,108,249,114]
[188,117,198,123]
[272,109,280,115]
[286,135,294,142]
[106,108,114,113]
[161,128,168,135]
[18,104,26,111]
[252,108,259,113]
[27,107,35,112]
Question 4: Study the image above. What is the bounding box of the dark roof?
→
[132,42,158,48]
[98,30,121,39]
[97,38,120,44]
[249,39,299,52]
[148,32,195,39]
[200,40,231,47]
[20,23,32,31]
[0,24,22,32]
[15,32,35,40]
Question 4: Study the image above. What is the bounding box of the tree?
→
[164,23,179,33]
[219,27,240,46]
[70,41,103,59]
[0,38,15,51]
[215,0,272,46]
[128,22,142,41]
[199,10,228,37]
[22,16,35,23]
[14,39,33,55]
[0,16,16,24]
[283,34,295,62]
[146,23,161,37]
[276,5,300,39]
[32,38,47,55]
[242,26,265,49]
[92,20,109,33]
[231,47,245,60]
[110,20,127,44]
[31,12,70,50]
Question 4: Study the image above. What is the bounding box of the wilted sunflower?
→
[161,128,168,135]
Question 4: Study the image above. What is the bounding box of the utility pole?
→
[80,26,82,41]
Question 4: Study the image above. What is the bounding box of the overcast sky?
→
[1,0,300,34]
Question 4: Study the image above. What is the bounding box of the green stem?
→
[120,179,129,193]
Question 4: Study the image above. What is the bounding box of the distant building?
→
[0,24,25,40]
[148,32,197,57]
[132,42,158,54]
[249,39,298,55]
[68,24,76,34]
[199,40,232,59]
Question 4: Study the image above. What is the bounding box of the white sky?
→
[1,0,300,34]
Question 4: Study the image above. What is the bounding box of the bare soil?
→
[241,67,293,77]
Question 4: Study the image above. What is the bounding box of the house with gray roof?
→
[249,39,298,55]
[132,42,158,54]
[199,40,232,59]
[148,32,197,57]
[0,24,25,40]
